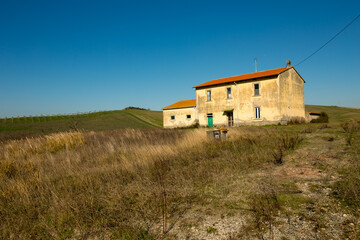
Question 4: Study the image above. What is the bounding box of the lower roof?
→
[163,99,196,110]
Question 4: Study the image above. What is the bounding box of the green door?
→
[207,116,213,127]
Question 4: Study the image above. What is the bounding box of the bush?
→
[248,189,281,239]
[310,112,329,123]
[340,120,360,145]
[288,117,305,124]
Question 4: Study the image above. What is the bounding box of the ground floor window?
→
[171,115,175,120]
[187,115,191,119]
[255,107,261,119]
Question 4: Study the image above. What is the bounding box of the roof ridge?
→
[212,67,287,81]
[194,67,288,88]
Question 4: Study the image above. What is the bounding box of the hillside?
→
[305,105,360,123]
[0,109,163,141]
[1,105,359,141]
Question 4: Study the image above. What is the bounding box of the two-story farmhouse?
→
[163,61,305,128]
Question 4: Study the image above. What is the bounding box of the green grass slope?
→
[0,109,163,141]
[1,105,359,141]
[305,105,360,123]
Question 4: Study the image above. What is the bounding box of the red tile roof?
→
[194,67,288,88]
[163,99,196,110]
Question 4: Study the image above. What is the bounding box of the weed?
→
[271,133,303,165]
[340,119,359,145]
[206,226,217,234]
[248,189,281,239]
[302,126,314,133]
[327,136,335,142]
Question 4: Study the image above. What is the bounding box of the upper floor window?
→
[207,90,211,101]
[171,115,175,120]
[187,115,191,119]
[227,87,231,99]
[254,83,260,96]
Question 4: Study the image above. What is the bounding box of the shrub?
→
[340,120,359,145]
[310,112,329,123]
[332,154,360,210]
[288,117,305,124]
[340,119,359,134]
[248,189,281,238]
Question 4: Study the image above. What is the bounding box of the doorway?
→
[227,112,234,127]
[207,113,213,127]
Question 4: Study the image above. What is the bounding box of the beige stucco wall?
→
[196,77,284,127]
[195,67,305,127]
[278,68,305,121]
[163,107,197,128]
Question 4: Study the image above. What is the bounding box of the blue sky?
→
[1,0,360,117]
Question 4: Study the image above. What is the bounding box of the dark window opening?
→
[187,115,191,119]
[227,87,231,99]
[254,83,260,96]
[171,115,175,120]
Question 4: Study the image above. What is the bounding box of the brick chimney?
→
[286,59,291,68]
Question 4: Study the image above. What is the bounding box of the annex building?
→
[163,61,306,128]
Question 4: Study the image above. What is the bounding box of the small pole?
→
[254,58,258,72]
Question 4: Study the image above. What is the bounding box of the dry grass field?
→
[1,119,359,239]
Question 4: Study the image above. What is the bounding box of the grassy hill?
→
[305,105,360,123]
[0,109,163,141]
[1,105,359,141]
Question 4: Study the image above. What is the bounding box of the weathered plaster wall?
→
[278,68,305,121]
[195,77,283,127]
[195,84,235,127]
[163,107,197,128]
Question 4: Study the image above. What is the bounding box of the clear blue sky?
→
[1,0,360,117]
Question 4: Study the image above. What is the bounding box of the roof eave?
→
[193,74,280,89]
[163,106,196,110]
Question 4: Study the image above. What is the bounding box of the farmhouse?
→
[163,61,306,128]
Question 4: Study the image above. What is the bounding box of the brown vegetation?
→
[0,122,359,239]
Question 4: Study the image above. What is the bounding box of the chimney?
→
[286,59,291,68]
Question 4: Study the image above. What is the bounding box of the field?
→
[0,106,360,239]
[305,105,360,124]
[0,109,162,141]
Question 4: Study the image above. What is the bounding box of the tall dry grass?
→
[0,128,303,239]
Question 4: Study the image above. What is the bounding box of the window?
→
[227,87,231,99]
[254,83,260,96]
[255,107,261,119]
[171,115,175,120]
[207,90,211,101]
[187,115,191,119]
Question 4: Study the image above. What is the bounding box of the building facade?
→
[163,99,197,128]
[163,63,306,128]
